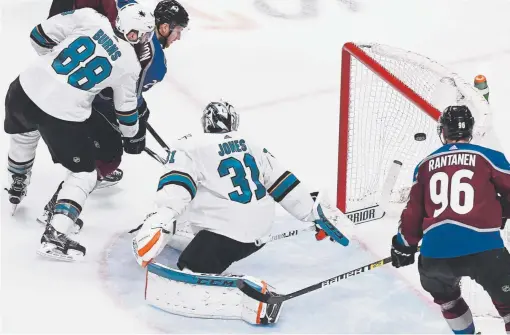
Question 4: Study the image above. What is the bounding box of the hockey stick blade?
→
[236,280,272,303]
[237,255,393,304]
[146,122,170,151]
[144,147,168,165]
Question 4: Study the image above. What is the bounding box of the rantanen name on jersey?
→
[428,152,477,172]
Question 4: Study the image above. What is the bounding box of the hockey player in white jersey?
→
[4,4,154,261]
[131,101,350,325]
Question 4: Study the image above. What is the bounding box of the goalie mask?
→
[201,101,239,133]
[437,105,475,144]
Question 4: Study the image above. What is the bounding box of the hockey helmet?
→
[201,101,239,133]
[438,105,475,144]
[116,3,155,44]
[155,0,189,28]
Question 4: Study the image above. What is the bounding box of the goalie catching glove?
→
[131,208,177,267]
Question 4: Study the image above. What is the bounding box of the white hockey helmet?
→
[116,3,155,44]
[201,101,239,133]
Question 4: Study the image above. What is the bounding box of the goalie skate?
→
[95,168,123,189]
[37,224,86,262]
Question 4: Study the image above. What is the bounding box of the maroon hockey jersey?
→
[396,143,510,258]
[48,0,117,27]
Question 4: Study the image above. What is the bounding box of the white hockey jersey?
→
[20,8,140,134]
[154,131,317,243]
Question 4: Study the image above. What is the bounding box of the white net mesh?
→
[342,43,508,318]
[343,43,494,212]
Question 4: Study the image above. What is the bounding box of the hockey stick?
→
[237,254,393,304]
[255,225,316,246]
[146,122,170,151]
[254,160,402,246]
[144,147,169,165]
[255,204,386,246]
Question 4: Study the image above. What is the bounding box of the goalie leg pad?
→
[145,262,283,325]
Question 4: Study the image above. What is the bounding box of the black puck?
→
[414,133,426,141]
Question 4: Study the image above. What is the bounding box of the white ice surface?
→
[2,0,510,333]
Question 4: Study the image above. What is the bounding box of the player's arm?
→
[132,149,198,266]
[98,0,118,27]
[391,166,424,268]
[47,0,74,18]
[256,147,350,246]
[488,150,510,225]
[30,7,93,55]
[112,69,140,138]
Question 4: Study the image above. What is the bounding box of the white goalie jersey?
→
[20,8,140,135]
[155,131,318,243]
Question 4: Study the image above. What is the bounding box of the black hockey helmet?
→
[201,101,239,133]
[437,105,475,144]
[154,0,189,28]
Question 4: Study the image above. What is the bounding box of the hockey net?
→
[337,42,508,318]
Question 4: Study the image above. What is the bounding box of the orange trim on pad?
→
[255,281,268,324]
[138,230,161,257]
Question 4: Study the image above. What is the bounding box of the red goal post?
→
[336,42,492,213]
[336,42,504,318]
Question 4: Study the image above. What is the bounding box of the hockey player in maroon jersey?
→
[48,0,117,26]
[390,105,510,334]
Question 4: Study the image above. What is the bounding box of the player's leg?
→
[177,229,264,274]
[35,113,96,261]
[418,255,476,334]
[88,105,124,189]
[469,248,510,334]
[36,106,123,227]
[4,77,42,214]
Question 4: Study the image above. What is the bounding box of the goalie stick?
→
[255,160,401,245]
[254,204,385,246]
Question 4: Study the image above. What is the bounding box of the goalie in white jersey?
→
[132,101,350,325]
[4,4,154,261]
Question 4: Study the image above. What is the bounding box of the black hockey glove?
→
[498,194,510,230]
[123,102,150,155]
[391,235,417,268]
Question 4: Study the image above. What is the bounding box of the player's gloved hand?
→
[497,194,510,229]
[310,191,350,246]
[131,208,176,267]
[123,101,150,154]
[391,235,418,268]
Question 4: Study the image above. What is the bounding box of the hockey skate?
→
[37,224,86,261]
[5,172,30,215]
[36,182,83,233]
[95,168,123,189]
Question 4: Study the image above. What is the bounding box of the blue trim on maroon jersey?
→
[420,222,504,258]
